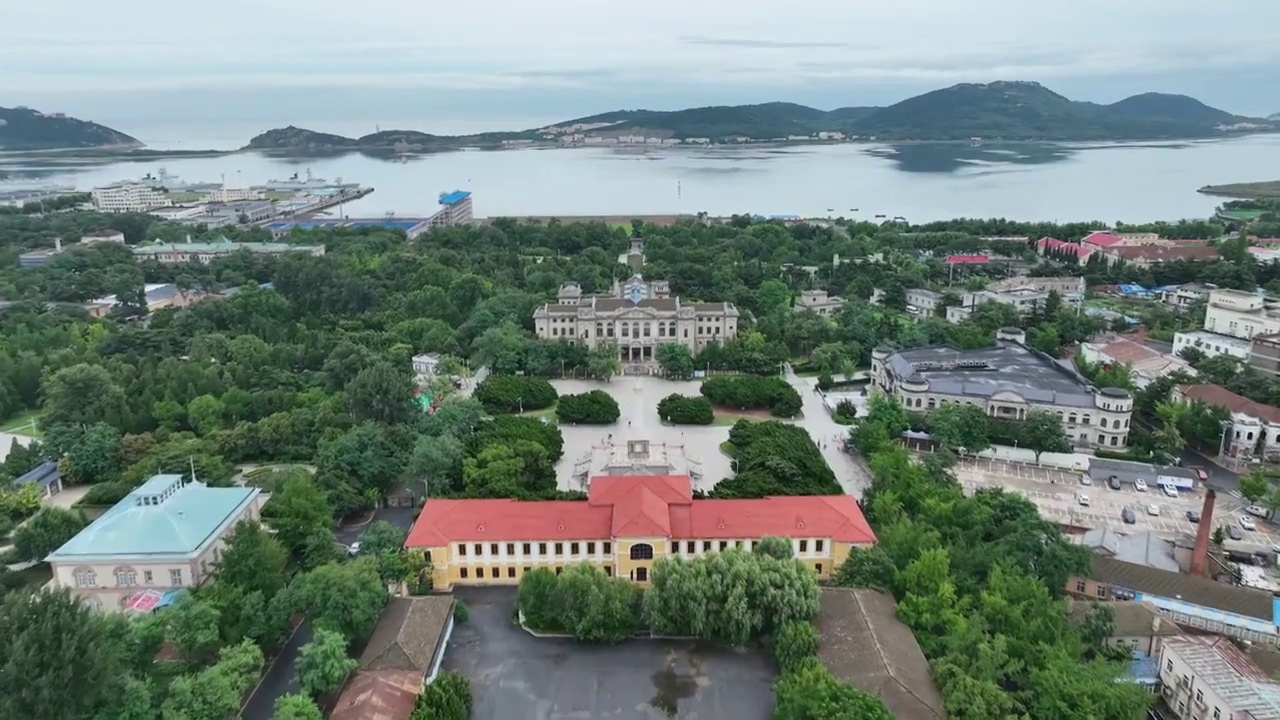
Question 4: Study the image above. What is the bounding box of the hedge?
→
[700,376,801,418]
[657,394,714,425]
[473,375,557,414]
[556,390,620,424]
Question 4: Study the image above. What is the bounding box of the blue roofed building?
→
[14,460,63,499]
[46,474,263,613]
[428,190,473,228]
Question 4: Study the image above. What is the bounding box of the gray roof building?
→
[1078,529,1179,572]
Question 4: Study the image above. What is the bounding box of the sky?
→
[4,0,1279,134]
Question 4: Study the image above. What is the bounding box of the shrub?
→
[555,390,620,424]
[712,420,840,498]
[700,376,801,418]
[473,375,557,414]
[773,621,820,672]
[79,481,135,507]
[773,658,893,720]
[817,372,834,391]
[474,415,564,462]
[453,600,469,624]
[410,670,471,720]
[657,394,714,425]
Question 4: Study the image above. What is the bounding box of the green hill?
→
[0,106,139,151]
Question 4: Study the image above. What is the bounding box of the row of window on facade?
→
[902,396,1129,429]
[453,538,827,561]
[76,566,185,588]
[545,320,725,340]
[456,560,828,581]
[1165,665,1225,720]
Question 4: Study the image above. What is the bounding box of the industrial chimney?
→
[1190,489,1217,576]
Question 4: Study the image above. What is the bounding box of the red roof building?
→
[1037,237,1094,266]
[1082,231,1125,248]
[1103,245,1220,267]
[945,254,990,264]
[406,475,875,589]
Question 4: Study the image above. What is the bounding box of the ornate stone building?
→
[533,275,739,366]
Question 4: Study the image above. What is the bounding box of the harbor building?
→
[404,473,875,591]
[871,327,1133,451]
[46,474,263,612]
[533,275,739,366]
[429,190,473,228]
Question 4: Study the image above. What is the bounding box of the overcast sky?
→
[4,0,1279,126]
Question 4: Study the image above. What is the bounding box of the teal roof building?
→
[47,474,261,563]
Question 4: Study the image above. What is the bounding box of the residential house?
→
[14,460,64,500]
[1067,600,1184,658]
[1251,334,1280,376]
[816,588,947,719]
[793,289,846,316]
[45,474,263,612]
[1082,231,1126,250]
[1160,283,1214,311]
[411,353,440,380]
[404,474,875,590]
[989,275,1085,302]
[132,240,325,264]
[1159,637,1280,720]
[331,596,457,720]
[1174,384,1280,462]
[1076,528,1179,572]
[1078,337,1195,389]
[1172,330,1253,361]
[1037,237,1093,266]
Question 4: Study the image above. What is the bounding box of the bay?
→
[2,134,1277,223]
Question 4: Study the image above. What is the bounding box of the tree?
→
[657,394,714,425]
[772,658,894,720]
[518,563,643,642]
[358,520,410,583]
[167,596,222,664]
[58,421,123,484]
[1240,471,1271,504]
[656,343,695,379]
[345,362,416,425]
[1151,421,1186,457]
[405,434,466,497]
[473,375,557,414]
[314,422,406,516]
[42,363,128,429]
[773,621,819,672]
[186,394,225,435]
[410,670,471,720]
[556,390,620,424]
[752,536,794,560]
[262,476,336,564]
[287,558,388,641]
[461,441,555,499]
[927,403,990,455]
[0,589,133,720]
[1020,409,1071,462]
[271,693,324,720]
[757,279,792,314]
[586,346,622,381]
[852,393,909,454]
[297,628,356,698]
[214,520,290,599]
[12,507,87,561]
[832,545,897,592]
[160,640,263,720]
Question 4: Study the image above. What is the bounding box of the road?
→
[239,623,312,720]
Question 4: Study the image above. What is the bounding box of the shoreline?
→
[1197,181,1280,200]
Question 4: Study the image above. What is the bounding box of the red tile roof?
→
[1106,245,1219,262]
[1177,384,1280,424]
[405,475,876,547]
[1037,237,1093,257]
[1082,231,1125,248]
[1098,339,1161,365]
[945,254,989,264]
[330,670,421,720]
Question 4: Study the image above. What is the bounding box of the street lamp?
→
[518,396,523,414]
[1218,420,1233,461]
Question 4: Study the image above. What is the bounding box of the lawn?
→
[517,405,559,422]
[0,409,42,438]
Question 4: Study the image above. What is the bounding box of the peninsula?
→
[243,80,1274,154]
[1197,181,1280,200]
[0,105,139,151]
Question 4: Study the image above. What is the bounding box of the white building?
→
[1172,330,1252,360]
[411,352,440,380]
[91,182,174,213]
[204,187,265,203]
[1174,383,1280,462]
[428,190,473,228]
[533,276,739,367]
[1158,637,1280,720]
[1160,283,1213,311]
[793,289,845,316]
[871,327,1134,451]
[988,275,1085,304]
[1203,288,1280,340]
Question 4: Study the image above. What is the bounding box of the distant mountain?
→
[0,106,139,151]
[244,125,532,152]
[1269,112,1280,122]
[1105,92,1239,124]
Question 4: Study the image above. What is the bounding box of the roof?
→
[1163,637,1280,719]
[406,475,875,547]
[132,241,303,254]
[1094,338,1160,365]
[1107,245,1219,262]
[438,190,471,206]
[1037,237,1093,257]
[359,596,455,672]
[1067,600,1182,637]
[15,460,61,489]
[1083,231,1125,248]
[1079,530,1179,572]
[883,341,1102,408]
[945,254,989,264]
[330,670,421,720]
[1178,383,1280,424]
[815,588,946,719]
[1087,556,1276,621]
[46,476,259,561]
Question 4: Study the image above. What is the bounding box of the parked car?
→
[1246,505,1268,518]
[1227,525,1244,541]
[1080,474,1093,486]
[1186,510,1201,523]
[1121,507,1136,524]
[1107,475,1122,491]
[1240,516,1257,531]
[1134,479,1148,492]
[1161,484,1179,498]
[1147,504,1160,516]
[346,542,361,556]
[1078,494,1091,507]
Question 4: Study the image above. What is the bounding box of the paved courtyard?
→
[443,587,776,720]
[547,370,872,498]
[953,458,1280,547]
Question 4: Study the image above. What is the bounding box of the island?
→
[243,80,1276,155]
[1198,181,1280,200]
[0,106,140,151]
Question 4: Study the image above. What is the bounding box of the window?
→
[1094,585,1106,598]
[115,567,138,587]
[570,542,580,555]
[1214,708,1221,719]
[169,569,183,586]
[555,567,563,575]
[603,542,611,554]
[506,543,515,555]
[523,543,531,555]
[703,541,712,552]
[525,567,532,574]
[1075,580,1086,593]
[143,570,154,584]
[636,567,648,582]
[815,563,823,573]
[74,569,96,587]
[1099,418,1108,429]
[460,568,469,579]
[507,567,516,578]
[719,541,728,551]
[1195,690,1203,703]
[538,542,547,555]
[735,540,743,549]
[491,567,500,579]
[630,543,654,560]
[1165,660,1173,672]
[605,566,613,577]
[815,540,824,553]
[799,540,808,553]
[474,543,483,556]
[686,541,696,553]
[587,542,596,554]
[458,544,467,556]
[555,542,564,555]
[490,543,499,555]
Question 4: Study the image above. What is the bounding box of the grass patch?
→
[518,404,559,422]
[719,441,736,456]
[0,409,42,438]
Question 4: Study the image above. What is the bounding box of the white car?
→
[1079,474,1093,486]
[1147,504,1160,516]
[1134,479,1148,492]
[1078,494,1091,507]
[1161,484,1179,498]
[1246,505,1268,518]
[347,542,361,556]
[1240,516,1257,532]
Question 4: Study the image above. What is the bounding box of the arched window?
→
[73,568,96,588]
[1069,413,1078,424]
[629,543,654,560]
[114,566,138,587]
[1099,418,1108,429]
[1082,414,1091,426]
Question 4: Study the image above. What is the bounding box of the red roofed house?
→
[1082,231,1125,249]
[1174,383,1280,462]
[1036,237,1093,266]
[405,475,875,589]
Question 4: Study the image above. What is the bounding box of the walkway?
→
[784,367,874,499]
[239,623,312,720]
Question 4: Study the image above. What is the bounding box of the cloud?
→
[680,36,863,50]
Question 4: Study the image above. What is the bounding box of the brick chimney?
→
[1190,489,1216,576]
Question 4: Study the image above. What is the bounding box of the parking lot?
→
[953,458,1280,546]
[443,587,776,720]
